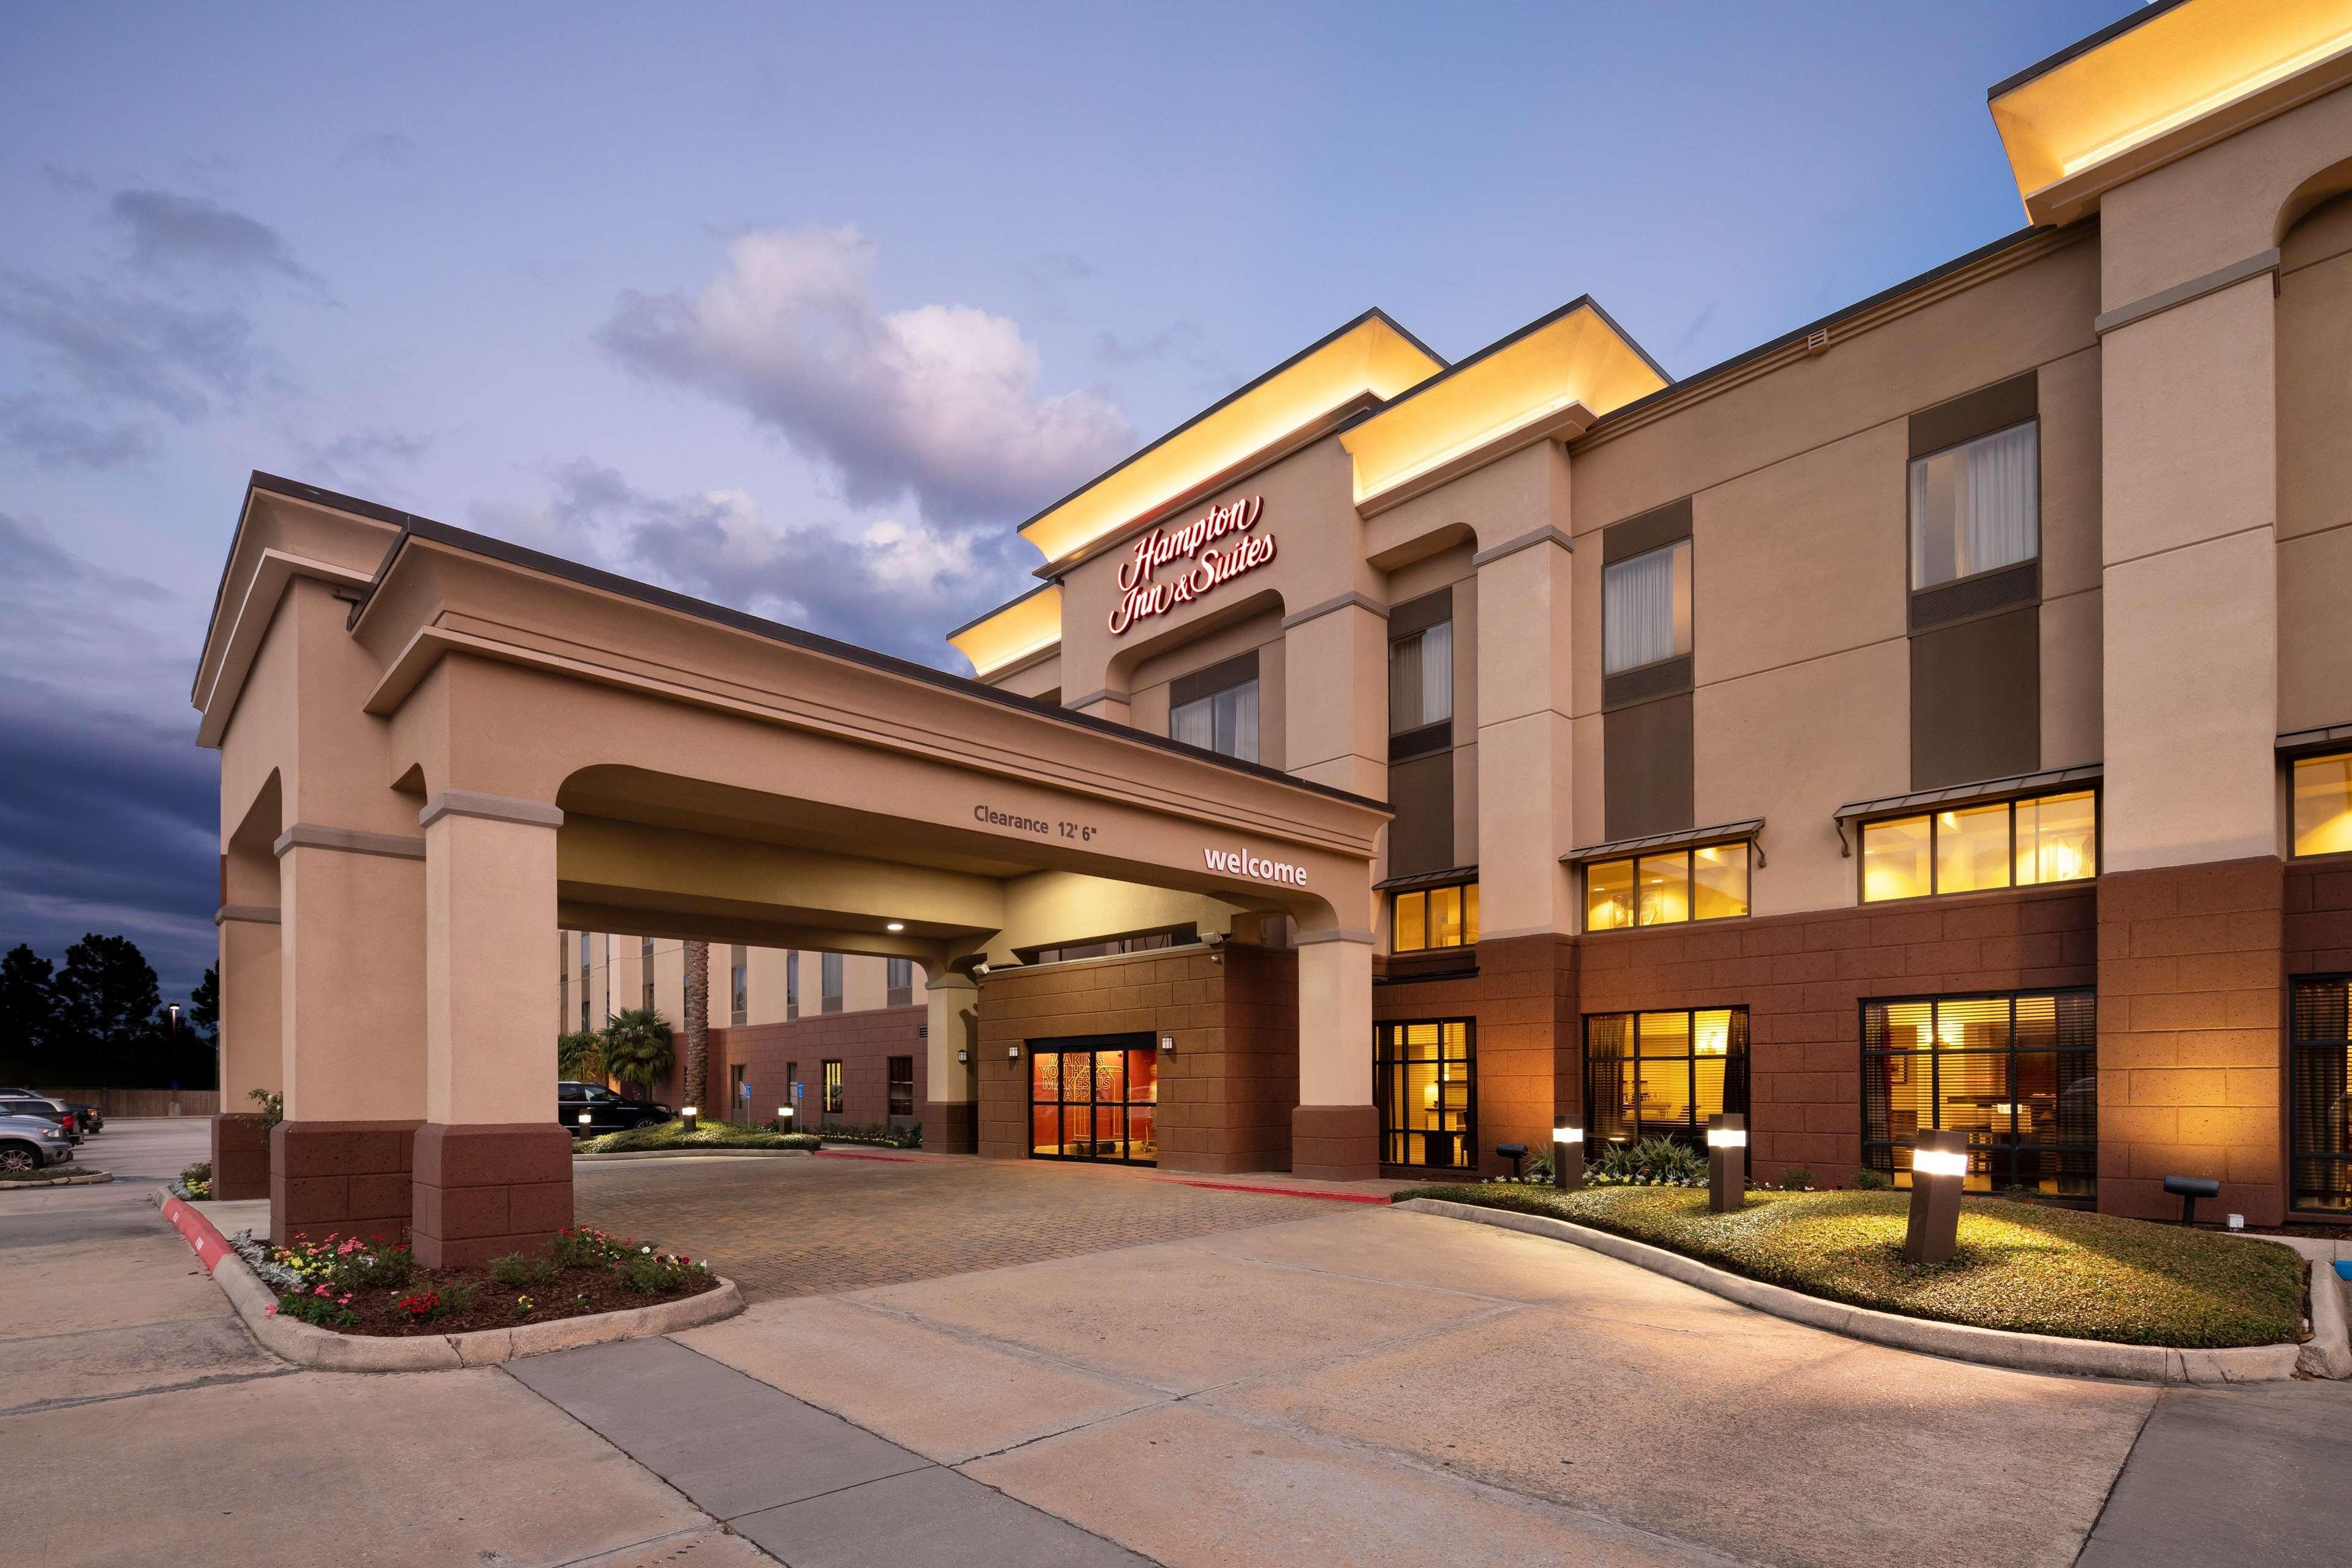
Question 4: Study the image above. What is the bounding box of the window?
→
[1018,925,1197,966]
[1860,790,2095,902]
[728,1063,745,1114]
[2291,978,2352,1212]
[1170,680,1258,762]
[1602,539,1692,676]
[785,1060,797,1114]
[1375,1020,1476,1170]
[1585,1009,1748,1150]
[1863,990,2096,1201]
[1585,843,1748,932]
[1389,621,1453,733]
[822,1060,843,1116]
[1391,881,1478,952]
[785,951,799,1020]
[820,954,843,1013]
[888,1056,914,1119]
[1029,1039,1158,1164]
[729,944,748,1026]
[641,938,655,1012]
[2292,753,2352,858]
[578,931,592,1031]
[886,957,914,1008]
[1909,422,2038,590]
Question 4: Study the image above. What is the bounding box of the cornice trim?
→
[272,823,427,861]
[1294,926,1377,946]
[1280,592,1389,632]
[214,904,282,926]
[420,791,565,831]
[1472,526,1574,570]
[2094,248,2279,337]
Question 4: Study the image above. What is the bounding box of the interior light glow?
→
[1913,1147,1969,1178]
[2059,33,2352,176]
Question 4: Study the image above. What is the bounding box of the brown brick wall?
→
[1579,886,2097,1187]
[974,944,1298,1174]
[708,1006,925,1127]
[1371,935,1575,1179]
[2098,858,2286,1224]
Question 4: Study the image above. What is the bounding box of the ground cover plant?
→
[170,1161,212,1199]
[817,1120,922,1149]
[1395,1183,2307,1349]
[252,1224,718,1336]
[576,1118,822,1154]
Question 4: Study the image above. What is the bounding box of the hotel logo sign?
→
[1107,495,1276,636]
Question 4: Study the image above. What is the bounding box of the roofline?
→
[1584,222,2057,434]
[336,500,1388,816]
[1357,294,1672,426]
[942,577,1058,644]
[1012,306,1448,541]
[1986,0,2195,100]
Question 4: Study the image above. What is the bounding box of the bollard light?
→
[1552,1122,1584,1191]
[681,1105,698,1133]
[1902,1128,1968,1264]
[577,1111,591,1126]
[775,1105,793,1133]
[1706,1113,1747,1213]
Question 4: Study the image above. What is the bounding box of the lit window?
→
[1393,881,1479,952]
[2293,753,2352,858]
[822,1060,843,1115]
[1171,680,1259,762]
[1863,989,2095,1200]
[1583,843,1748,932]
[1585,1008,1748,1150]
[1861,791,2095,902]
[1909,422,2038,589]
[1389,621,1453,733]
[1602,539,1692,676]
[2290,977,2352,1211]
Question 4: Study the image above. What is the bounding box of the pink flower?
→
[265,1304,277,1317]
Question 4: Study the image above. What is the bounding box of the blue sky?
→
[0,0,2132,997]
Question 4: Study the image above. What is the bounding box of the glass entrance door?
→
[1375,1020,1476,1172]
[1029,1036,1158,1165]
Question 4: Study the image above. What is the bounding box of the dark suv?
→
[559,1081,671,1137]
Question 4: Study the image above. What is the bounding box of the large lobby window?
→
[1392,880,1478,952]
[1863,990,2095,1200]
[2290,977,2352,1212]
[1602,539,1692,677]
[1029,1038,1157,1164]
[1585,1008,1747,1150]
[1374,1020,1475,1171]
[1909,421,2038,590]
[1586,842,1748,931]
[1170,650,1259,763]
[1861,790,2095,902]
[2292,753,2352,858]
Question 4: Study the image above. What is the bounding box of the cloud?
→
[479,462,1038,667]
[0,395,158,470]
[109,187,315,285]
[0,268,258,423]
[336,132,418,172]
[600,224,1131,523]
[295,425,433,492]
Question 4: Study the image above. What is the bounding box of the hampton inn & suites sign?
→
[1106,495,1275,636]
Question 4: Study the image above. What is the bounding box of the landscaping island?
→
[1398,1183,2307,1349]
[573,1118,922,1154]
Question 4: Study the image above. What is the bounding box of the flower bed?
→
[170,1161,213,1200]
[1396,1183,2307,1349]
[576,1118,821,1155]
[240,1225,720,1337]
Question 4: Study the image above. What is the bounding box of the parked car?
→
[0,1112,75,1171]
[558,1081,672,1136]
[55,1100,102,1134]
[0,1096,79,1144]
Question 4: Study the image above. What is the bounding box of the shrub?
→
[819,1120,922,1148]
[273,1232,413,1292]
[175,1161,213,1200]
[603,1008,676,1094]
[1776,1166,1816,1192]
[277,1291,358,1329]
[1852,1166,1893,1191]
[1591,1136,1708,1187]
[620,1246,713,1296]
[489,1251,558,1289]
[246,1088,284,1128]
[440,1279,477,1315]
[549,1225,632,1270]
[557,1028,605,1082]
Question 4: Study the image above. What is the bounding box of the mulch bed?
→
[276,1257,722,1337]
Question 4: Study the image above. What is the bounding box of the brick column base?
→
[270,1119,421,1244]
[211,1112,272,1200]
[922,1100,978,1155]
[1292,1103,1379,1183]
[412,1122,575,1267]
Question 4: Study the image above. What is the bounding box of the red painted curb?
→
[161,1195,233,1274]
[1170,1180,1391,1205]
[813,1149,922,1163]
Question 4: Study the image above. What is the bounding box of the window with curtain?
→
[641,938,655,1012]
[1583,1008,1747,1151]
[1170,679,1259,761]
[1863,989,2095,1200]
[821,952,843,1013]
[1389,620,1453,733]
[729,944,748,1025]
[2291,978,2352,1212]
[1909,421,2038,589]
[785,951,799,1019]
[1602,539,1692,676]
[822,1060,843,1115]
[886,957,913,1008]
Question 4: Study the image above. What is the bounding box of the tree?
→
[53,934,165,1087]
[603,1008,674,1096]
[189,963,220,1047]
[0,944,56,1080]
[557,1027,605,1082]
[682,940,709,1112]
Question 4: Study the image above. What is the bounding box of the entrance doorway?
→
[1375,1019,1476,1172]
[1029,1035,1158,1165]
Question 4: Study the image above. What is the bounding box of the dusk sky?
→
[2,0,2132,998]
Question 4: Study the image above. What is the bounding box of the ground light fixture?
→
[680,1105,698,1133]
[577,1111,591,1126]
[1706,1113,1746,1213]
[1904,1128,1969,1264]
[1552,1123,1584,1191]
[774,1105,793,1133]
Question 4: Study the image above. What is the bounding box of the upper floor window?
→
[1389,617,1452,733]
[1861,789,2094,903]
[2292,752,2352,858]
[1909,421,2038,590]
[1586,841,1749,931]
[729,944,748,1025]
[1169,650,1259,763]
[641,938,655,1012]
[821,952,843,1013]
[1602,539,1691,676]
[1393,880,1477,952]
[785,951,799,1020]
[886,957,913,1008]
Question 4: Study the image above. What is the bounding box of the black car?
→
[0,1096,80,1143]
[558,1081,671,1136]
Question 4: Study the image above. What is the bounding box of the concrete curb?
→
[2221,1232,2352,1379]
[573,1147,815,1162]
[1396,1198,2316,1385]
[153,1188,745,1372]
[0,1170,113,1188]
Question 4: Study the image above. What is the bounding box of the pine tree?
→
[0,944,56,1080]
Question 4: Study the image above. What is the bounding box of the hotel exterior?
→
[207,0,2352,1259]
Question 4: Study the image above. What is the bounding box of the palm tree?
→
[682,940,709,1112]
[603,1008,675,1097]
[557,1027,605,1083]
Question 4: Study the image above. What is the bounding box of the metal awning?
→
[1373,863,1478,893]
[1561,819,1766,869]
[1831,763,2102,855]
[2278,723,2352,758]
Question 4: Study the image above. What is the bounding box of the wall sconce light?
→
[1159,1034,1175,1052]
[1552,1121,1583,1191]
[1008,1045,1022,1060]
[1706,1113,1746,1213]
[1904,1128,1968,1264]
[956,1048,969,1064]
[680,1105,699,1133]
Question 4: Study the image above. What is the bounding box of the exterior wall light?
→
[1553,1123,1583,1191]
[886,922,905,932]
[1160,1033,1175,1052]
[1009,1045,1022,1060]
[956,1048,969,1063]
[680,1105,699,1133]
[1903,1128,1969,1264]
[1706,1113,1746,1213]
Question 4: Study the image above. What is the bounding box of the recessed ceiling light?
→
[886,921,905,932]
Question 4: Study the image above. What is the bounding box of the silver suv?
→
[0,1112,74,1172]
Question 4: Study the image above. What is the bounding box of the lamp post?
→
[1903,1128,1969,1264]
[1706,1113,1746,1213]
[167,1003,183,1117]
[1552,1121,1584,1191]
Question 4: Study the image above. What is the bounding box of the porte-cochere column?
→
[1292,929,1376,1181]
